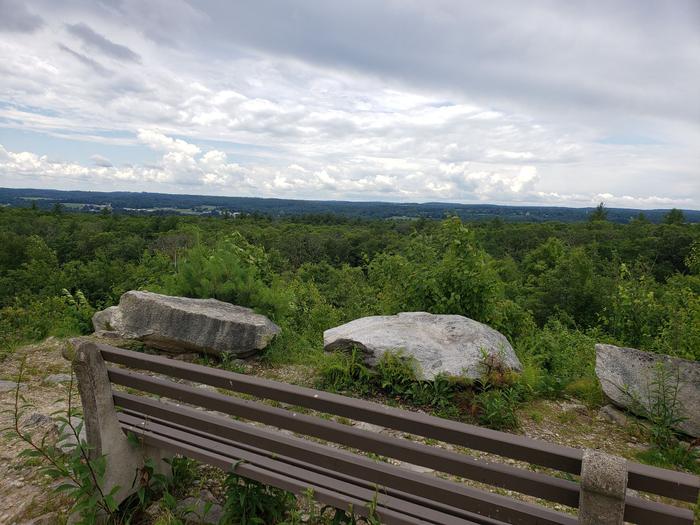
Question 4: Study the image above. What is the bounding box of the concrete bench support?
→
[578,449,627,525]
[65,339,170,507]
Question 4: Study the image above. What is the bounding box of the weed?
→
[563,378,603,407]
[375,351,418,398]
[318,348,374,394]
[476,388,520,431]
[1,361,122,524]
[625,363,698,471]
[528,410,544,423]
[220,351,247,374]
[220,468,295,524]
[557,410,577,424]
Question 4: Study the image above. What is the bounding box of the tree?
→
[588,202,608,222]
[663,208,685,226]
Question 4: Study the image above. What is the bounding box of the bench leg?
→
[66,339,171,514]
[578,449,627,525]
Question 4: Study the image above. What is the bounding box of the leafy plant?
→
[220,468,295,525]
[318,348,374,394]
[623,363,698,472]
[375,351,418,398]
[475,387,520,431]
[1,361,122,524]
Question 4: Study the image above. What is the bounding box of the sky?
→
[0,1,699,209]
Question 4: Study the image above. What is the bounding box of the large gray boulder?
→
[324,312,521,380]
[92,291,280,357]
[595,344,700,437]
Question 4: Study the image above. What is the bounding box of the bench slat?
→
[109,367,582,508]
[120,412,492,525]
[119,411,510,525]
[114,390,578,525]
[99,343,699,503]
[121,420,443,525]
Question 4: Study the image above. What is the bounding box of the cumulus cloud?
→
[1,134,693,209]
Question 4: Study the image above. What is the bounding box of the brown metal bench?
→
[68,339,699,525]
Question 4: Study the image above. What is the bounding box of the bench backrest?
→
[97,343,698,525]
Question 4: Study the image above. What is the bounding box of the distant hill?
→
[1,187,698,223]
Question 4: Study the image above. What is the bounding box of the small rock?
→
[144,502,161,520]
[394,461,435,474]
[44,374,72,385]
[172,353,200,362]
[353,421,386,433]
[0,380,19,393]
[599,404,629,427]
[22,412,54,428]
[176,495,223,525]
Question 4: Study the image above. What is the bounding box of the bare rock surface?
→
[595,344,700,437]
[324,312,520,380]
[91,291,280,357]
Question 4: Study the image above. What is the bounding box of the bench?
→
[68,339,699,525]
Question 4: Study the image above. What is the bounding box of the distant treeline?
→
[2,187,698,223]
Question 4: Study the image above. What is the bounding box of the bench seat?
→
[118,407,505,525]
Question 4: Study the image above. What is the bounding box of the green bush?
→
[515,320,600,399]
[162,233,291,322]
[0,290,94,356]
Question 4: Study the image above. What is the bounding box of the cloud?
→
[57,44,113,77]
[0,0,43,33]
[90,154,113,167]
[0,2,698,208]
[137,129,201,156]
[66,22,141,63]
[1,135,695,209]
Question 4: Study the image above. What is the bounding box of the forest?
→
[1,204,699,473]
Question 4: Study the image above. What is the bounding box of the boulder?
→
[324,312,521,380]
[92,305,120,331]
[595,344,700,437]
[91,291,280,357]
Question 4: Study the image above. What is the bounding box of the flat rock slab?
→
[596,344,700,437]
[0,380,19,393]
[324,312,521,380]
[92,290,280,357]
[44,374,71,384]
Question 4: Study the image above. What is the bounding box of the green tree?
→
[588,202,608,222]
[663,208,686,226]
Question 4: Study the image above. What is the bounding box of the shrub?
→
[515,320,599,399]
[162,234,291,322]
[0,290,95,355]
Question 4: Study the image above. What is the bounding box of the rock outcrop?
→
[595,343,700,437]
[324,312,521,380]
[92,291,280,357]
